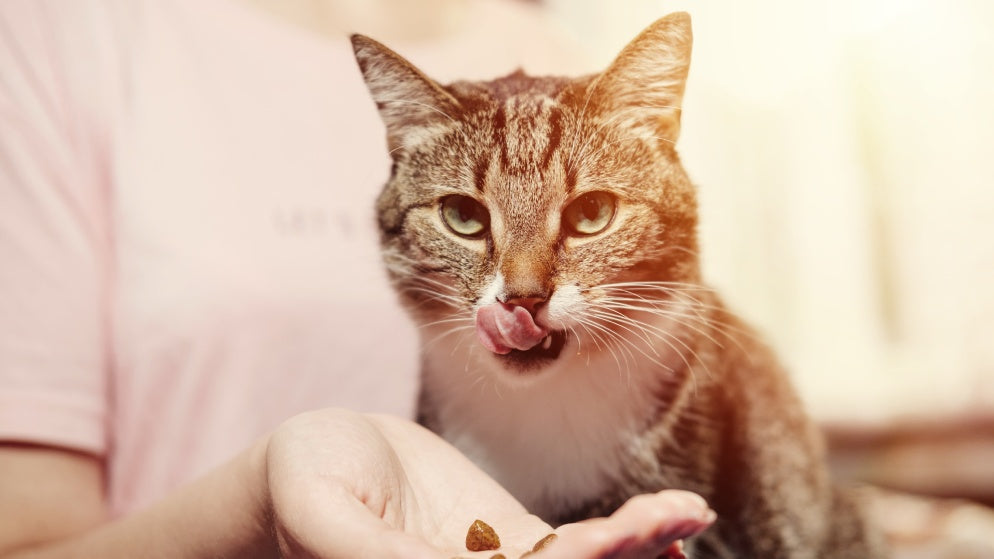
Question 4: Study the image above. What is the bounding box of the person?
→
[0,1,715,556]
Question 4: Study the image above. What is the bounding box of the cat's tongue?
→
[475,303,549,354]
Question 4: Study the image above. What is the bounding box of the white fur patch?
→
[476,273,505,308]
[422,296,693,519]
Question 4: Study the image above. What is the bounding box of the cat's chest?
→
[421,344,674,519]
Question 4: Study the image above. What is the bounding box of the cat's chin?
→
[492,330,569,373]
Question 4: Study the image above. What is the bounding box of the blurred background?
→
[538,0,994,555]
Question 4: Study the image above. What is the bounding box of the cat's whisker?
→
[397,284,463,304]
[602,296,711,323]
[599,279,715,296]
[602,277,750,356]
[448,325,480,359]
[598,281,763,348]
[397,293,465,314]
[583,309,678,373]
[565,323,583,355]
[598,300,726,350]
[580,311,644,361]
[408,280,464,301]
[584,319,632,375]
[600,278,710,291]
[611,288,761,346]
[402,293,464,310]
[691,314,758,356]
[572,314,633,375]
[421,324,475,353]
[489,371,505,400]
[585,308,665,357]
[644,303,756,370]
[587,302,715,383]
[597,285,713,310]
[383,257,462,293]
[394,268,457,286]
[392,272,469,312]
[469,369,496,400]
[463,342,501,400]
[563,323,592,367]
[611,299,740,370]
[601,288,710,307]
[416,316,473,330]
[389,267,461,291]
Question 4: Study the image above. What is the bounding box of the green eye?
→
[440,195,490,238]
[563,191,616,236]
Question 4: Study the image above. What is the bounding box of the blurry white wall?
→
[544,0,994,423]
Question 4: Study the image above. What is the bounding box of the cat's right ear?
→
[587,12,693,145]
[351,35,461,155]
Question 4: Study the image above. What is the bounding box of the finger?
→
[537,490,715,559]
[611,490,716,544]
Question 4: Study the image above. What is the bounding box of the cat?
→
[351,12,884,559]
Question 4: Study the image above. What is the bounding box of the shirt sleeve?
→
[0,1,117,454]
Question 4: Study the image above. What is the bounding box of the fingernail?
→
[658,510,716,543]
[680,491,709,510]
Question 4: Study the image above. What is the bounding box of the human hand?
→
[262,409,714,558]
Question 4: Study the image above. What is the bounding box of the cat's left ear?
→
[351,34,461,155]
[590,12,693,145]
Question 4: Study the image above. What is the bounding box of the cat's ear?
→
[351,34,461,154]
[589,12,692,145]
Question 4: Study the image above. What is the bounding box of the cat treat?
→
[531,533,557,551]
[518,533,557,557]
[465,519,501,552]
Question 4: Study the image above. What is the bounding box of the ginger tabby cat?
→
[353,13,884,558]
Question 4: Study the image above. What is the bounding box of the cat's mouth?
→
[474,302,569,369]
[499,330,568,366]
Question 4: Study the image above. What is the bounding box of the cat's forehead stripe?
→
[469,93,564,195]
[493,94,562,176]
[472,157,488,193]
[492,103,509,172]
[539,104,563,173]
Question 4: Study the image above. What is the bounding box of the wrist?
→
[237,435,279,559]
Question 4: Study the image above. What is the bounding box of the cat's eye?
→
[440,195,490,238]
[563,191,616,236]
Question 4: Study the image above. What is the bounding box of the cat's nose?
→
[500,294,547,316]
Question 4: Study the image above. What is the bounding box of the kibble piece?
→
[532,533,557,551]
[489,555,507,559]
[465,519,501,552]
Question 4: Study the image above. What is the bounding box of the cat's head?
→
[353,13,700,380]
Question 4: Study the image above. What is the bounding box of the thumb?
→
[538,491,715,559]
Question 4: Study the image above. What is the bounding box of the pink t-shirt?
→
[0,0,585,517]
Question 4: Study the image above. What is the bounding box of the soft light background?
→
[544,0,994,425]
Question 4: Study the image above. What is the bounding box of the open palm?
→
[264,409,713,559]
